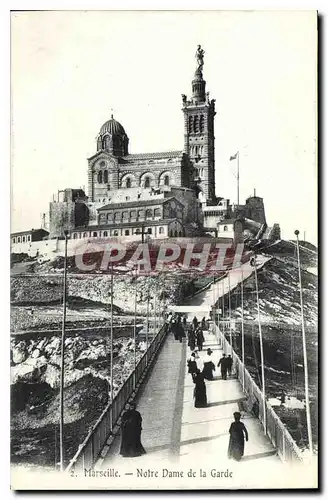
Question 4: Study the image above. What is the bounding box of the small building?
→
[217,218,244,244]
[11,228,49,245]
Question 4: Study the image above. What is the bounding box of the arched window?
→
[107,213,113,222]
[125,229,130,236]
[154,208,161,218]
[193,115,199,133]
[114,212,120,221]
[179,231,183,236]
[174,230,178,237]
[103,231,108,237]
[169,230,173,237]
[22,236,26,242]
[144,177,150,188]
[17,237,21,243]
[200,115,204,132]
[164,175,169,186]
[113,230,119,236]
[93,232,98,237]
[223,225,228,232]
[188,116,193,133]
[126,178,131,188]
[27,235,31,241]
[122,211,128,220]
[97,171,103,183]
[83,232,88,238]
[130,210,137,219]
[159,227,164,234]
[146,209,152,219]
[13,237,16,243]
[103,170,108,184]
[73,233,77,239]
[138,210,144,219]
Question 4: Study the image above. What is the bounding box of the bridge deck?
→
[98,329,312,488]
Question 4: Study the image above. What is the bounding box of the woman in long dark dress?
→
[228,412,248,461]
[192,369,207,408]
[120,402,146,457]
[188,328,196,351]
[196,328,205,351]
[187,352,199,380]
[202,348,216,380]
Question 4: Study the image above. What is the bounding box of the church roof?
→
[100,116,126,136]
[121,151,183,161]
[98,197,183,211]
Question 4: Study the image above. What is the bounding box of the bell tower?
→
[182,45,216,204]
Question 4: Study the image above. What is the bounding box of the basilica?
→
[44,47,279,244]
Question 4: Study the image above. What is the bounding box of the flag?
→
[230,152,238,161]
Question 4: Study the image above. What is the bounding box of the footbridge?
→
[66,261,317,489]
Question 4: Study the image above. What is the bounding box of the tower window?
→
[97,171,103,183]
[188,116,193,133]
[164,175,169,186]
[103,170,108,183]
[193,115,199,133]
[200,115,204,132]
[144,177,150,188]
[126,178,131,188]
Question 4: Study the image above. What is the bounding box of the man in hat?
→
[228,411,248,461]
[226,354,233,377]
[202,348,216,380]
[217,353,228,380]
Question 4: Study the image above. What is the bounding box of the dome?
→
[100,115,126,136]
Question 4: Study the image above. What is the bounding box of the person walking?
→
[218,353,228,380]
[188,327,196,351]
[196,328,205,351]
[120,402,146,457]
[228,411,248,461]
[192,368,207,408]
[187,351,199,380]
[202,348,216,380]
[226,354,233,377]
[192,316,198,330]
[201,317,206,330]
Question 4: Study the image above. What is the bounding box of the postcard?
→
[10,10,318,490]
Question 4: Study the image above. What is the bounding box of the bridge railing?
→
[213,321,304,463]
[66,322,168,472]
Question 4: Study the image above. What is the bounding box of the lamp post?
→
[59,229,68,472]
[135,224,150,243]
[294,230,313,456]
[110,262,114,432]
[228,272,232,351]
[251,254,266,434]
[241,266,245,391]
[133,267,138,388]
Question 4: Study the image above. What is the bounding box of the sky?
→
[11,10,317,243]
